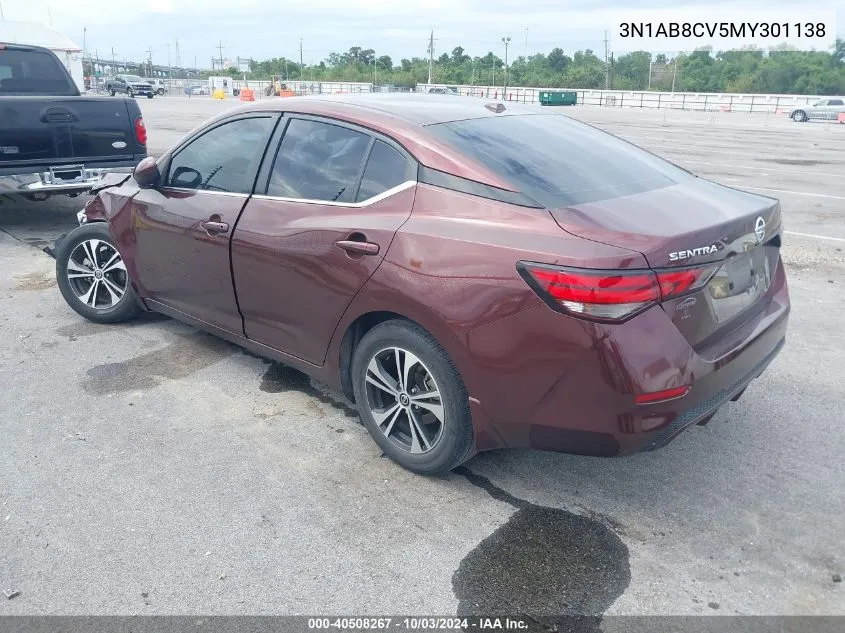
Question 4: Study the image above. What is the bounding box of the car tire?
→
[157,88,165,96]
[147,93,154,99]
[55,223,142,324]
[109,88,115,96]
[127,88,134,98]
[351,319,475,475]
[792,110,806,122]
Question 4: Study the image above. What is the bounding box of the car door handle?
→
[201,220,230,235]
[335,239,379,256]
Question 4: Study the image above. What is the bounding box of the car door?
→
[808,99,827,119]
[827,99,845,120]
[231,115,418,365]
[122,114,278,334]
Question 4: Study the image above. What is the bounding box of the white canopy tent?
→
[0,21,84,91]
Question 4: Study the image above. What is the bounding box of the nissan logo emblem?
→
[754,216,766,243]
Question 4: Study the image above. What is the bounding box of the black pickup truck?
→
[0,43,147,199]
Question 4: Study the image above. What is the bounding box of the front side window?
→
[166,117,274,194]
[356,141,415,202]
[268,118,370,202]
[428,114,692,207]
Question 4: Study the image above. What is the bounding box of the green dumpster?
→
[539,91,577,106]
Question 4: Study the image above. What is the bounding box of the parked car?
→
[54,95,789,474]
[0,43,147,200]
[789,98,845,122]
[152,79,167,96]
[184,84,210,95]
[428,86,458,95]
[106,74,155,99]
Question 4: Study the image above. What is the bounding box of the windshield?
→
[125,75,145,82]
[428,114,693,207]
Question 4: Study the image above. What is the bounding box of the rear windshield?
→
[0,48,76,96]
[427,114,692,207]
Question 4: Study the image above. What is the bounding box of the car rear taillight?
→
[134,116,147,146]
[518,262,717,322]
[634,386,690,404]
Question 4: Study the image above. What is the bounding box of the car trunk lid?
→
[549,178,783,348]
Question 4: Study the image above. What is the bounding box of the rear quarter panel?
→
[324,183,649,447]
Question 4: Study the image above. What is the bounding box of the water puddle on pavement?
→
[453,467,630,633]
[82,333,235,394]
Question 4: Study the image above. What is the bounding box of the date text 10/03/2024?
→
[308,617,530,630]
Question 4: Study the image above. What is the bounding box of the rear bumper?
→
[466,256,790,456]
[641,335,784,451]
[0,162,139,194]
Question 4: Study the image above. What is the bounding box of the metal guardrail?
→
[85,79,380,99]
[417,84,829,114]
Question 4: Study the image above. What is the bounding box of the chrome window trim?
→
[252,180,416,207]
[162,187,251,198]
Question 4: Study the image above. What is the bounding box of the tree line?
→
[228,41,845,95]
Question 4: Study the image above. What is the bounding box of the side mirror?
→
[134,156,160,188]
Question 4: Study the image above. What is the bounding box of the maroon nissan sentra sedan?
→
[55,94,789,474]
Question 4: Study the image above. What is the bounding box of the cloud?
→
[1,0,842,67]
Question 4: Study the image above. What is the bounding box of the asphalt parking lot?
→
[1,97,843,619]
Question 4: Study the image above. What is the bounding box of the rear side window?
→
[356,141,414,202]
[427,114,692,207]
[0,49,76,95]
[269,118,370,202]
[166,117,274,194]
[829,99,844,106]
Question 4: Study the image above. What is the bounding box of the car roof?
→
[243,93,542,126]
[223,94,550,190]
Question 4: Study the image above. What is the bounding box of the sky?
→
[1,0,842,68]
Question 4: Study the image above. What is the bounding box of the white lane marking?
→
[676,160,844,179]
[604,137,841,161]
[739,186,845,201]
[785,231,845,243]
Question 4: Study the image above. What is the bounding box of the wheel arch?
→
[337,310,432,402]
[331,300,503,452]
[332,294,474,403]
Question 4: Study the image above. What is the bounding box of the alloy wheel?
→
[363,346,445,454]
[65,239,128,310]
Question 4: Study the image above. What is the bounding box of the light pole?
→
[501,36,511,100]
[671,56,679,93]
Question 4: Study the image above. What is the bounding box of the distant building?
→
[0,21,84,91]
